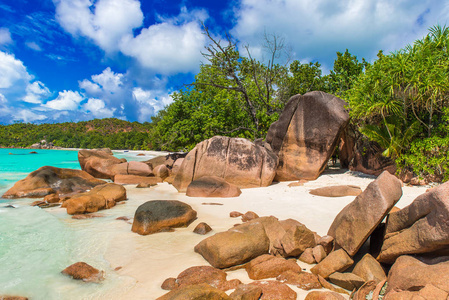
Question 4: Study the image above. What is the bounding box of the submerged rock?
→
[61,262,104,283]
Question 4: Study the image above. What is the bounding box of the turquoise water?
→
[0,149,153,299]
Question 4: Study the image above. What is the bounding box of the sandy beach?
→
[47,162,428,299]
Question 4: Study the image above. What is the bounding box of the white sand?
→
[81,169,430,300]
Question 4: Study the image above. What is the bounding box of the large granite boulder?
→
[186,176,242,198]
[62,183,126,215]
[131,200,197,235]
[327,171,402,256]
[2,166,105,199]
[194,219,270,269]
[173,136,278,192]
[385,256,449,295]
[378,181,449,263]
[352,253,386,283]
[266,91,350,181]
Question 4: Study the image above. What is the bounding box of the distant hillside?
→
[0,118,154,150]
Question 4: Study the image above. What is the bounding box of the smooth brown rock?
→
[186,176,242,198]
[299,248,316,264]
[44,193,60,203]
[327,171,402,256]
[61,262,104,282]
[241,211,259,222]
[114,174,160,185]
[276,271,321,290]
[266,91,350,181]
[2,166,105,199]
[313,245,327,263]
[310,185,362,197]
[379,181,449,263]
[194,219,270,268]
[230,211,243,218]
[317,275,349,294]
[153,164,169,180]
[386,255,449,294]
[161,278,178,290]
[281,223,317,257]
[310,249,353,279]
[248,280,297,300]
[256,216,286,256]
[0,296,29,300]
[352,253,386,283]
[131,200,197,235]
[245,254,302,280]
[78,149,123,179]
[136,182,157,188]
[229,284,262,300]
[193,222,212,235]
[156,283,231,300]
[304,291,346,300]
[352,280,377,300]
[173,136,278,192]
[328,272,365,291]
[63,183,126,215]
[127,161,153,176]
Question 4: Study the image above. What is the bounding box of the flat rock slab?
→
[245,254,302,280]
[352,253,386,283]
[310,249,353,279]
[327,171,402,256]
[131,200,197,235]
[309,185,362,197]
[186,176,242,198]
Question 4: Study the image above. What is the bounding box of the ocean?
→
[0,149,153,299]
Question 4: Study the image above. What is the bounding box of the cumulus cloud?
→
[53,0,143,52]
[232,0,449,68]
[0,51,32,89]
[0,28,12,46]
[13,109,47,123]
[45,90,84,110]
[82,98,115,118]
[133,87,173,122]
[23,81,51,104]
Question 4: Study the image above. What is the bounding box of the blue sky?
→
[0,0,447,124]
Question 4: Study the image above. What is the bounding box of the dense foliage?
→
[0,118,153,150]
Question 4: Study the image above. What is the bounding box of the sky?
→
[0,0,448,124]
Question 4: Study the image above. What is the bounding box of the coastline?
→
[60,169,427,299]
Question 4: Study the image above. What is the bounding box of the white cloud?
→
[232,0,449,68]
[120,19,206,74]
[53,0,143,52]
[0,51,32,89]
[23,81,51,104]
[82,98,115,118]
[45,90,84,110]
[0,28,12,46]
[13,109,47,123]
[133,87,173,122]
[25,41,42,51]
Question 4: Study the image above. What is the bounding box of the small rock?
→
[0,296,29,300]
[310,249,353,279]
[116,216,131,221]
[299,248,316,264]
[161,277,178,290]
[281,224,316,257]
[193,222,212,235]
[156,283,231,300]
[352,253,386,284]
[304,291,346,300]
[230,211,243,218]
[245,254,302,280]
[242,211,259,222]
[276,270,321,290]
[351,280,377,300]
[249,280,297,300]
[61,262,104,283]
[312,245,327,263]
[318,235,334,255]
[44,193,60,203]
[229,284,262,300]
[328,272,365,290]
[136,182,157,188]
